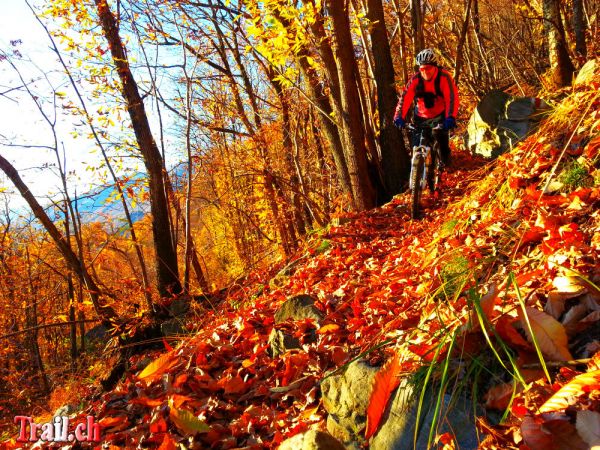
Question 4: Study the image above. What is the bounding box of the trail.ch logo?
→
[14,415,101,443]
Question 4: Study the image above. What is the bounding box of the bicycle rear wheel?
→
[411,155,424,219]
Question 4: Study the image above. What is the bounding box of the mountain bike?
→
[407,122,444,219]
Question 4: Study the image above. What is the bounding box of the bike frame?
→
[408,123,442,191]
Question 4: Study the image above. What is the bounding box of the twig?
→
[522,358,591,369]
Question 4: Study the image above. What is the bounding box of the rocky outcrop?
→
[574,59,599,86]
[321,359,480,449]
[466,90,550,158]
[321,360,379,449]
[278,430,345,450]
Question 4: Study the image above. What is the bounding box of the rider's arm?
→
[394,74,419,121]
[440,70,459,119]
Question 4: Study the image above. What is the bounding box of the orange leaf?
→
[317,323,340,334]
[158,434,177,450]
[539,370,600,413]
[495,315,531,350]
[218,374,248,394]
[138,351,178,382]
[518,307,573,361]
[365,353,401,439]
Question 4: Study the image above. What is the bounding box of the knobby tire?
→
[411,155,424,219]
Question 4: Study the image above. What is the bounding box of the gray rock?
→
[268,294,323,357]
[371,381,480,450]
[321,360,480,450]
[467,90,550,158]
[54,404,77,416]
[279,430,346,450]
[274,294,324,324]
[574,59,599,86]
[268,327,301,358]
[321,360,379,448]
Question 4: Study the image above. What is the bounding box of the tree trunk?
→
[365,0,410,198]
[268,6,353,202]
[94,0,181,302]
[454,0,473,84]
[572,0,586,59]
[411,0,424,55]
[327,0,376,211]
[542,0,575,87]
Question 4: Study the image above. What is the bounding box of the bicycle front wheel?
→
[411,155,424,219]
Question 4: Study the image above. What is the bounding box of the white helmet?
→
[416,48,438,66]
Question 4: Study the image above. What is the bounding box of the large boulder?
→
[467,90,550,158]
[278,430,345,450]
[371,381,480,450]
[574,58,599,86]
[321,359,480,449]
[321,360,379,449]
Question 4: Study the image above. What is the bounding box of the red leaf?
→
[365,353,401,439]
[157,434,177,450]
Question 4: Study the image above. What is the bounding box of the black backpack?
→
[414,67,443,108]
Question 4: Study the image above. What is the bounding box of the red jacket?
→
[394,67,459,121]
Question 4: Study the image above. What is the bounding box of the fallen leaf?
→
[169,397,211,435]
[519,307,573,361]
[158,434,177,450]
[365,353,402,439]
[138,351,177,382]
[539,370,600,413]
[317,323,340,334]
[521,415,554,449]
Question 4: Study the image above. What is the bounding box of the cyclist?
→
[393,48,459,167]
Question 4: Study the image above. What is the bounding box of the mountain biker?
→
[393,48,459,167]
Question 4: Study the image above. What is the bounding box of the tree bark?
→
[94,0,181,301]
[411,0,424,55]
[365,0,410,198]
[327,0,376,211]
[454,0,473,84]
[542,0,575,87]
[572,0,586,59]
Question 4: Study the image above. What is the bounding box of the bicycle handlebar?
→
[407,123,444,131]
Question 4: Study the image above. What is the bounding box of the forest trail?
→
[3,83,600,448]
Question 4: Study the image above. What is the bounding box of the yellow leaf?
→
[168,398,211,435]
[138,351,177,381]
[539,370,600,413]
[519,307,573,361]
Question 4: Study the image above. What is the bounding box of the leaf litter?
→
[2,74,600,450]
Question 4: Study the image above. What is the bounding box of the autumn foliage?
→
[1,67,598,448]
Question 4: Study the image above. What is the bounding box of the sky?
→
[0,0,94,212]
[0,0,176,216]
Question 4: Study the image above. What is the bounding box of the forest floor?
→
[2,75,600,449]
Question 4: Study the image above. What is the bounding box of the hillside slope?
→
[3,66,599,449]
